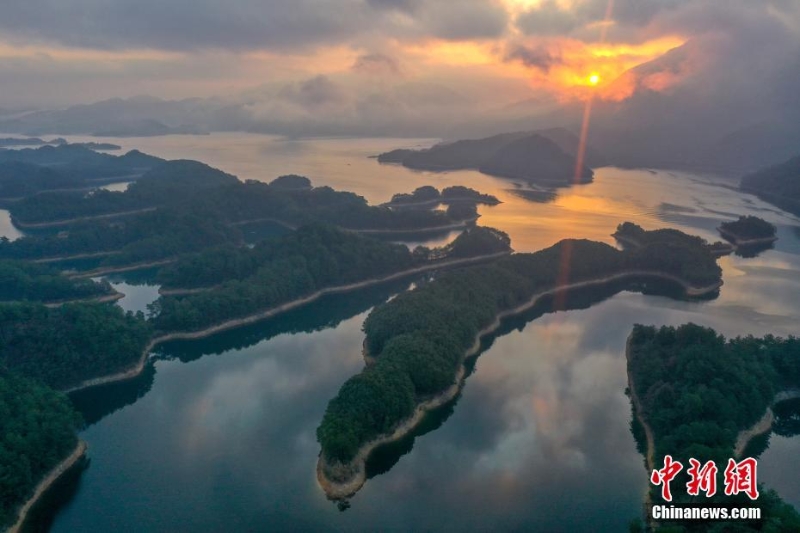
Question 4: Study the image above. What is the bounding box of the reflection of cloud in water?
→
[175,316,368,459]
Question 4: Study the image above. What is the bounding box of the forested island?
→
[627,324,800,531]
[718,215,778,246]
[316,225,724,499]
[614,222,735,257]
[377,131,593,186]
[0,137,120,150]
[741,154,800,217]
[384,185,500,209]
[0,144,163,203]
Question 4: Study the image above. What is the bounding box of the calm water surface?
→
[9,133,798,531]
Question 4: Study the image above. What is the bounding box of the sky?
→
[0,0,799,162]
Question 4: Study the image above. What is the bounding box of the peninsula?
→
[316,225,724,500]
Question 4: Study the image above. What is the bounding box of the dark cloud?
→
[420,0,508,40]
[0,0,508,52]
[352,53,401,75]
[504,43,562,72]
[366,0,422,13]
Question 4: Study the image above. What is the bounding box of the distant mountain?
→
[0,145,165,201]
[479,134,593,184]
[741,155,800,216]
[0,137,120,150]
[0,97,209,137]
[0,137,50,148]
[378,130,594,186]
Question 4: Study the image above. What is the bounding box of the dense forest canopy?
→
[269,174,312,190]
[0,173,486,273]
[0,260,113,303]
[0,207,242,265]
[0,303,151,390]
[719,215,777,241]
[614,222,734,257]
[9,159,238,224]
[0,145,163,201]
[318,230,723,464]
[0,370,82,528]
[151,225,512,333]
[387,185,499,207]
[628,323,800,531]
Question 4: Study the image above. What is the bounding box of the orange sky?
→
[0,0,697,108]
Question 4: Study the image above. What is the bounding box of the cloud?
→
[352,53,401,75]
[516,0,580,36]
[504,43,561,72]
[0,0,508,52]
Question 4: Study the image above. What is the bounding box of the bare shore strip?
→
[3,290,125,309]
[43,290,125,308]
[317,270,722,500]
[734,388,800,458]
[717,226,779,248]
[12,207,158,229]
[62,251,511,394]
[66,259,177,279]
[612,232,735,257]
[7,440,87,533]
[32,250,122,264]
[625,334,656,472]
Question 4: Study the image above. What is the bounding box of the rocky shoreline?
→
[7,440,87,533]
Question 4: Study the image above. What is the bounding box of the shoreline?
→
[717,226,778,248]
[7,440,87,533]
[12,207,158,229]
[734,389,800,457]
[227,216,476,236]
[316,270,721,500]
[3,290,125,309]
[381,197,500,210]
[344,218,478,235]
[43,289,125,308]
[62,251,511,394]
[66,258,177,279]
[158,285,221,296]
[31,251,122,264]
[625,334,656,473]
[612,232,735,257]
[626,333,657,530]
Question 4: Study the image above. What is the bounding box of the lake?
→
[11,133,799,532]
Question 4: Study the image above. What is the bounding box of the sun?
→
[588,73,601,86]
